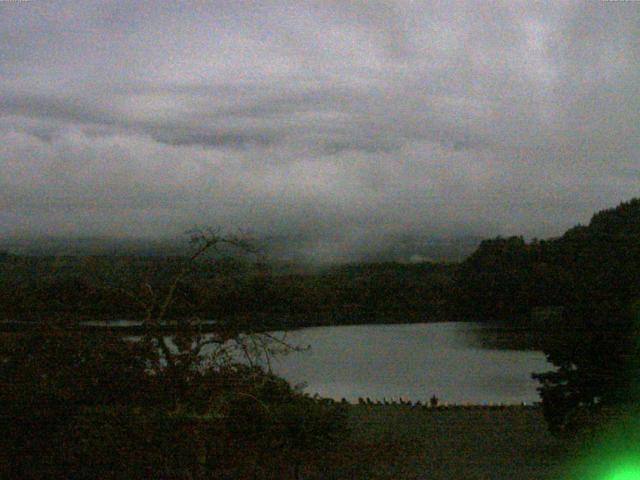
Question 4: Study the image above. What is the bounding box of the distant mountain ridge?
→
[0,234,483,265]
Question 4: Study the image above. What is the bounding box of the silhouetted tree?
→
[531,199,640,434]
[0,229,350,478]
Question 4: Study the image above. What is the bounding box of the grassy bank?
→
[298,405,568,480]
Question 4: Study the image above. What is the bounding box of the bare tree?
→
[95,227,300,411]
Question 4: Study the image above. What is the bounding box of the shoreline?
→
[0,313,453,334]
[347,401,539,409]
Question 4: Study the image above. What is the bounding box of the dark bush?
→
[0,321,350,479]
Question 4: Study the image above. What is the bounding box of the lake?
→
[257,322,551,405]
[75,319,552,405]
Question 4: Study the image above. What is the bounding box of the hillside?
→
[452,198,640,324]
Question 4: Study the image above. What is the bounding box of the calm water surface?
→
[263,322,551,404]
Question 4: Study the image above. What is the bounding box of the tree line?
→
[451,198,640,433]
[0,255,455,328]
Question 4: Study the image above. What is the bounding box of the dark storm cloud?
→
[1,1,639,261]
[0,93,119,127]
[149,129,281,149]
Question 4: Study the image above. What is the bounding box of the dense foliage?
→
[0,320,350,479]
[453,198,640,433]
[451,236,571,322]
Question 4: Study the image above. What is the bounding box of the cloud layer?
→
[2,1,639,261]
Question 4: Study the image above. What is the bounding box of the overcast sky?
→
[1,1,639,260]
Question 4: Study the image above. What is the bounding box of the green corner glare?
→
[608,465,640,480]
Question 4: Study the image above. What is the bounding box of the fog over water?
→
[2,2,639,262]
